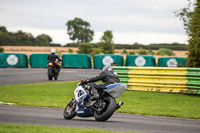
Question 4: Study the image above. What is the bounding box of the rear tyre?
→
[63,100,76,119]
[48,69,53,80]
[94,97,116,121]
[54,75,58,80]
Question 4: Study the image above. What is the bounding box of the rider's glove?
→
[80,79,87,84]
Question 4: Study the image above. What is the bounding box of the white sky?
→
[0,0,192,45]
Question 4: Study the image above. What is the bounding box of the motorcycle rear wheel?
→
[94,96,116,121]
[63,100,76,119]
[54,75,58,80]
[48,69,53,80]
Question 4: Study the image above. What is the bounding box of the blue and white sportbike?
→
[63,82,127,121]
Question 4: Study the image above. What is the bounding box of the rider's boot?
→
[86,88,100,107]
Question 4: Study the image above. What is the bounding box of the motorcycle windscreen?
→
[102,83,127,98]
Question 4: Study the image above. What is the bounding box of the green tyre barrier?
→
[126,55,156,67]
[62,54,91,69]
[0,53,28,68]
[158,57,187,67]
[93,54,123,69]
[30,54,49,68]
[30,54,60,68]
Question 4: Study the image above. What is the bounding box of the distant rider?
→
[81,65,120,106]
[47,48,62,74]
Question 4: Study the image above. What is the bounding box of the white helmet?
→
[51,48,56,53]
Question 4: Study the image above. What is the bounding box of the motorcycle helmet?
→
[103,65,113,72]
[51,48,56,53]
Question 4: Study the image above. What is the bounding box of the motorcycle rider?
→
[81,65,120,106]
[47,48,62,74]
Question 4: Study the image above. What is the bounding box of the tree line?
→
[65,42,188,50]
[0,24,187,51]
[0,26,60,46]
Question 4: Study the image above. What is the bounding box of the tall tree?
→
[35,34,52,46]
[100,30,113,43]
[13,30,34,45]
[0,26,8,32]
[187,0,200,67]
[174,0,193,34]
[99,30,115,54]
[66,18,94,43]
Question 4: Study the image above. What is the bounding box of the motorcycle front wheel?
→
[94,96,116,121]
[63,100,76,119]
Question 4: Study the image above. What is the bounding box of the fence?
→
[113,66,200,94]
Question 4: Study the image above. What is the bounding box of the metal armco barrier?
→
[113,67,200,94]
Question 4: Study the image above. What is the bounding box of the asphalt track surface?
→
[1,105,200,133]
[0,68,101,85]
[1,68,200,133]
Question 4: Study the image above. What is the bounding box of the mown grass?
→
[0,81,200,119]
[0,123,134,133]
[0,81,77,108]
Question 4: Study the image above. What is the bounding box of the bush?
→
[99,42,114,54]
[78,43,93,54]
[156,48,175,56]
[91,48,101,57]
[138,47,148,55]
[121,48,128,54]
[148,49,155,55]
[68,48,73,54]
[128,50,135,55]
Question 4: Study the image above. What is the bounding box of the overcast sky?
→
[0,0,192,45]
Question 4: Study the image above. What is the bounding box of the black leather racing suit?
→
[82,70,120,101]
[47,53,62,71]
[84,70,120,90]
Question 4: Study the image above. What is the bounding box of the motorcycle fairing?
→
[101,83,127,98]
[74,85,93,117]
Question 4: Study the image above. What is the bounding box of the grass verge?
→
[0,81,200,119]
[0,123,133,133]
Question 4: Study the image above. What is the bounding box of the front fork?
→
[68,98,76,109]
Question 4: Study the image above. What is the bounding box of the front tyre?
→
[63,100,76,119]
[94,97,116,121]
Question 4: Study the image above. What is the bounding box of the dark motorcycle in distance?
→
[47,61,60,80]
[63,82,127,121]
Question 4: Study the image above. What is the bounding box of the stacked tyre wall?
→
[113,67,200,94]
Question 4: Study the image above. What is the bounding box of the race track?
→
[0,105,200,133]
[0,68,101,85]
[1,68,200,133]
